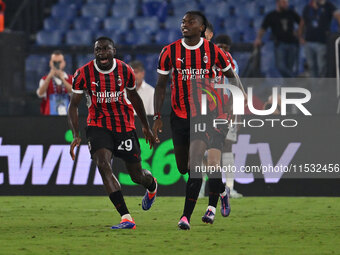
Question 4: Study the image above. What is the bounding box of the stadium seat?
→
[243,2,257,18]
[81,3,108,18]
[171,0,196,5]
[243,28,256,42]
[74,17,101,31]
[36,30,63,46]
[87,0,112,4]
[25,55,50,92]
[76,54,94,67]
[253,18,263,30]
[114,0,136,4]
[203,2,228,19]
[94,30,122,43]
[59,0,84,7]
[25,55,49,73]
[111,4,137,18]
[133,17,159,33]
[142,1,168,22]
[103,18,129,33]
[123,30,152,45]
[236,18,251,31]
[65,30,93,46]
[25,70,39,93]
[44,17,71,32]
[51,3,77,19]
[223,19,236,32]
[123,54,133,64]
[135,53,158,85]
[164,16,180,30]
[155,29,181,45]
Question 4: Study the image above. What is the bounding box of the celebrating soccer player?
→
[153,11,244,230]
[68,37,157,230]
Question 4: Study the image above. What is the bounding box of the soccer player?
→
[201,34,243,224]
[68,37,157,230]
[214,35,243,199]
[153,11,244,230]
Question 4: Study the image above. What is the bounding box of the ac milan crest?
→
[117,75,122,86]
[203,53,208,64]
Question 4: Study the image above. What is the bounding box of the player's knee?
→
[207,158,220,168]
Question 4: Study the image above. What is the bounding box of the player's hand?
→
[254,38,262,47]
[55,69,64,79]
[152,119,163,143]
[70,137,81,160]
[142,127,156,149]
[48,68,56,78]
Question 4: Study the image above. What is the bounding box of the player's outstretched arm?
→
[223,68,247,99]
[127,89,155,149]
[68,93,83,160]
[152,74,169,143]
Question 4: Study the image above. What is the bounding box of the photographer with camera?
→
[37,50,72,115]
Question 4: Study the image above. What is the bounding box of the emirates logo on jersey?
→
[203,53,208,64]
[92,90,124,103]
[176,67,209,81]
[117,76,122,87]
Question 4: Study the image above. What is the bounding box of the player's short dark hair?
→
[215,34,232,46]
[95,36,115,47]
[206,22,214,33]
[51,50,63,56]
[129,60,145,71]
[185,10,208,37]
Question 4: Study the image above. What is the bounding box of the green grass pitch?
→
[0,196,339,255]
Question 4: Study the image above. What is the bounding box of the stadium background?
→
[0,0,340,197]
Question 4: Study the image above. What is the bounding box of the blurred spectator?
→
[215,34,239,74]
[254,0,300,77]
[37,50,72,115]
[299,0,340,77]
[205,22,214,41]
[129,60,154,115]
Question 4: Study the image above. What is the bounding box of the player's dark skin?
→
[153,13,244,174]
[68,39,156,194]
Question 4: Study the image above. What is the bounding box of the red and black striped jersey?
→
[157,38,231,119]
[72,59,136,132]
[215,51,236,118]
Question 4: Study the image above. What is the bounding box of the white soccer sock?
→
[222,152,235,190]
[207,205,216,214]
[121,214,133,221]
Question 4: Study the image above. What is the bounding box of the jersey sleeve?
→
[225,51,236,72]
[125,65,136,90]
[37,77,47,98]
[215,45,231,73]
[157,46,171,75]
[72,69,86,94]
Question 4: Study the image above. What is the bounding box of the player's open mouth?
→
[182,28,189,33]
[100,58,109,64]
